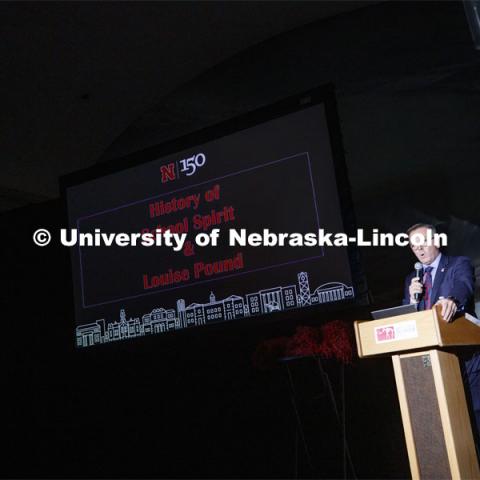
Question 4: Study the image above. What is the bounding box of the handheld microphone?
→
[414,262,423,302]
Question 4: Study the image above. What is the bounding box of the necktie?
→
[423,266,434,309]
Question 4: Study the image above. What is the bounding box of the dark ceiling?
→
[1,1,379,211]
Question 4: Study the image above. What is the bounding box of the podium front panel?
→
[398,354,450,478]
[393,350,480,480]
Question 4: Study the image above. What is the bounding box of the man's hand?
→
[409,276,423,303]
[435,298,457,322]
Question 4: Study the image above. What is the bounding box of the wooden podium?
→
[355,306,480,479]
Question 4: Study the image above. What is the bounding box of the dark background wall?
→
[3,200,407,478]
[3,2,480,478]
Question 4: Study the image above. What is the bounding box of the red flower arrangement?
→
[253,320,354,370]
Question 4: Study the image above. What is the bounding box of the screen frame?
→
[61,83,369,347]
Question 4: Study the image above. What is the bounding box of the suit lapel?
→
[431,254,449,303]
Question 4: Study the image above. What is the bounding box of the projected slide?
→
[67,101,355,348]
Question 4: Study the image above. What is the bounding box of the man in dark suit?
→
[403,224,476,319]
[403,223,479,436]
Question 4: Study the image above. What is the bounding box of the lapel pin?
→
[441,268,445,272]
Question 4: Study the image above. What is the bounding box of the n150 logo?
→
[160,153,206,183]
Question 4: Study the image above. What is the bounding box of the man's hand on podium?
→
[435,297,457,323]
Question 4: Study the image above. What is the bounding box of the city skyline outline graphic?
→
[76,271,354,348]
